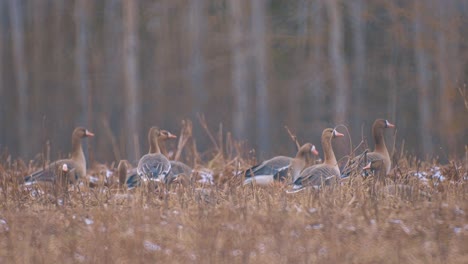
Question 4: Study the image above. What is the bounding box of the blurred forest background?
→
[0,0,467,164]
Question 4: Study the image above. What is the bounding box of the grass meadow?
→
[0,128,467,263]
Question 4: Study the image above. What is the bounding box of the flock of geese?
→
[23,119,395,193]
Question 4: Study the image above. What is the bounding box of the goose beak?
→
[385,120,395,128]
[62,164,69,172]
[333,130,345,137]
[311,145,319,156]
[85,130,95,137]
[168,132,177,139]
[363,162,371,170]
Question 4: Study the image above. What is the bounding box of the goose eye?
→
[385,120,389,128]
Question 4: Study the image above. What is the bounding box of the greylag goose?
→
[289,128,344,192]
[343,119,395,177]
[243,143,319,186]
[24,127,94,185]
[129,127,177,187]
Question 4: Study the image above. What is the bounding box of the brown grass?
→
[0,134,467,263]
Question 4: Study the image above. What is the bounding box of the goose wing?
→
[24,160,79,185]
[244,156,291,180]
[293,164,339,189]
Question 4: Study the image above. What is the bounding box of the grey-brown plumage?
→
[135,127,177,184]
[290,128,344,192]
[244,143,318,185]
[24,127,94,185]
[165,160,192,185]
[343,119,395,177]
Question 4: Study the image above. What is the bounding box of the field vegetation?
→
[0,123,467,263]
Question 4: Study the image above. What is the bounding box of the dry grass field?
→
[0,142,467,264]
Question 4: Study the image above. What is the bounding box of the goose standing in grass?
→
[342,119,395,177]
[24,127,94,185]
[126,127,177,188]
[289,128,344,192]
[243,143,319,186]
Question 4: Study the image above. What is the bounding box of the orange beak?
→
[85,130,95,137]
[386,122,395,128]
[311,146,319,156]
[168,132,177,139]
[363,162,371,170]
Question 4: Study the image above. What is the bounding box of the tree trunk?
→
[436,0,455,154]
[123,0,141,161]
[350,0,366,129]
[74,0,92,162]
[251,0,269,154]
[310,0,324,123]
[188,0,206,114]
[8,0,29,157]
[228,0,249,141]
[325,0,349,124]
[75,0,91,127]
[104,0,121,124]
[0,1,4,143]
[413,1,434,156]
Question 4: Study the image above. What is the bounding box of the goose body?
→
[343,119,394,177]
[243,143,318,186]
[128,127,176,188]
[290,128,344,192]
[24,127,94,185]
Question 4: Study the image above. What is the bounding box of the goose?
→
[343,119,395,177]
[126,127,176,188]
[117,160,129,189]
[24,127,94,185]
[363,159,430,200]
[243,143,319,186]
[166,160,193,185]
[289,128,344,192]
[157,136,193,185]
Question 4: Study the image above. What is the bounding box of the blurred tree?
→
[412,1,434,156]
[8,0,29,157]
[123,0,141,161]
[229,0,249,141]
[325,0,349,124]
[252,0,270,154]
[349,0,366,131]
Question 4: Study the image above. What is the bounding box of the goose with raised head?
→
[126,127,177,188]
[243,143,319,186]
[24,127,94,185]
[289,128,344,192]
[343,119,395,177]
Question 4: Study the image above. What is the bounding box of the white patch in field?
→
[143,240,161,251]
[106,170,113,178]
[231,249,242,257]
[84,218,94,225]
[0,219,9,232]
[74,253,86,263]
[308,208,317,214]
[88,176,99,183]
[453,227,462,235]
